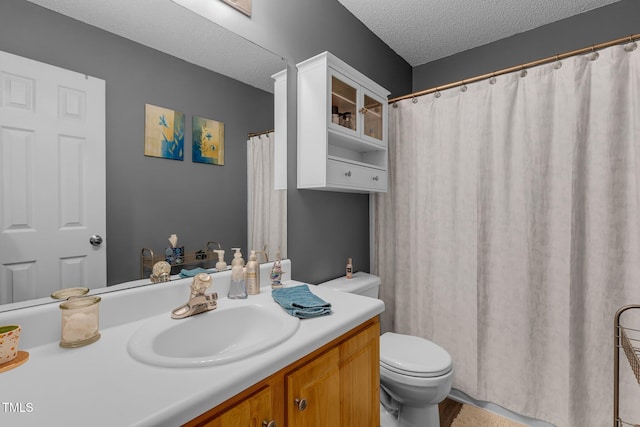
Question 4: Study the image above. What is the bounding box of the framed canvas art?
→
[192,116,224,165]
[144,104,184,160]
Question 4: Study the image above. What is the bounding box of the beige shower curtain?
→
[374,43,640,426]
[247,132,287,260]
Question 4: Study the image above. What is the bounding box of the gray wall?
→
[413,0,640,92]
[0,0,274,285]
[268,1,412,284]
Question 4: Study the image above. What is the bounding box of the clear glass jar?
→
[59,296,101,348]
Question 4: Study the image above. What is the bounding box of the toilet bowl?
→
[317,272,454,427]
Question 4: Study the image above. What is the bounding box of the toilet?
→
[317,272,454,427]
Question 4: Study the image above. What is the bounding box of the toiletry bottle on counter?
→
[246,250,260,295]
[346,257,353,279]
[214,249,227,271]
[231,247,245,268]
[228,248,247,299]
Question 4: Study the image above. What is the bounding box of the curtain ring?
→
[519,65,527,78]
[588,45,599,61]
[489,73,497,85]
[624,35,638,52]
[392,101,398,108]
[434,88,441,98]
[460,80,468,92]
[553,54,563,70]
[412,96,418,104]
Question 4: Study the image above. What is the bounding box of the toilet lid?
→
[380,332,452,378]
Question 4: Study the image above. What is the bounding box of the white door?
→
[0,50,106,304]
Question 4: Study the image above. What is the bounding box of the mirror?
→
[0,0,287,311]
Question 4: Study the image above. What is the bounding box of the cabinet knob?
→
[294,398,308,411]
[359,107,368,115]
[345,171,352,177]
[262,420,276,427]
[372,176,379,181]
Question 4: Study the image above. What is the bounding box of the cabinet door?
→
[287,347,340,427]
[200,386,274,427]
[340,321,380,427]
[360,90,386,147]
[329,70,359,137]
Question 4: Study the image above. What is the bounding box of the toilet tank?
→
[317,272,380,299]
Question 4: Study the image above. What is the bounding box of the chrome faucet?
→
[171,273,218,319]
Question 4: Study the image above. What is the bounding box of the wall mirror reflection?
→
[0,0,287,311]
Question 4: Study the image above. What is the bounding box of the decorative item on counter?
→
[150,261,171,283]
[245,250,260,295]
[59,296,101,348]
[214,249,227,271]
[0,325,28,373]
[228,248,247,299]
[346,257,353,279]
[0,325,21,363]
[50,287,90,299]
[165,234,184,265]
[270,250,285,289]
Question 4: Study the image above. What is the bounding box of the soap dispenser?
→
[246,250,260,295]
[214,249,227,271]
[230,248,245,268]
[227,248,247,299]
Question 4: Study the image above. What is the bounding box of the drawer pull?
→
[372,176,379,181]
[262,420,276,427]
[345,171,352,177]
[294,398,308,411]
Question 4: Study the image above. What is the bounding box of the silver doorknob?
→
[89,235,103,246]
[294,398,307,411]
[372,176,379,181]
[262,420,276,427]
[345,171,352,177]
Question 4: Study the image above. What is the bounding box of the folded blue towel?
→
[272,285,332,319]
[179,267,210,278]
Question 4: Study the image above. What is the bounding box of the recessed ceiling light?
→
[219,0,251,17]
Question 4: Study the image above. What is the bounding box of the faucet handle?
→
[191,273,211,293]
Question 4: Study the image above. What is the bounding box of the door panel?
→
[0,50,106,303]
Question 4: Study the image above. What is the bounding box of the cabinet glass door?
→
[331,76,357,133]
[362,93,383,141]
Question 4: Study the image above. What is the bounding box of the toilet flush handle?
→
[294,398,307,411]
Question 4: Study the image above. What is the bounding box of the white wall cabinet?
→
[297,52,390,193]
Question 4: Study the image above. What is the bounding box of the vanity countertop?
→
[0,272,384,426]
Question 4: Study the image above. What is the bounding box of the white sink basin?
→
[127,302,300,368]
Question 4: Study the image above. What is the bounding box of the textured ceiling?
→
[336,0,621,66]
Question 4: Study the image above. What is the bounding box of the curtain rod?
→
[247,129,274,138]
[389,33,640,104]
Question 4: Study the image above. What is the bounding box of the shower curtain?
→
[374,43,640,426]
[247,132,287,260]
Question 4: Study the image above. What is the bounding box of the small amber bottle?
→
[346,257,353,279]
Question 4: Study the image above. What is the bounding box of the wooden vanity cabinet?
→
[183,317,380,427]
